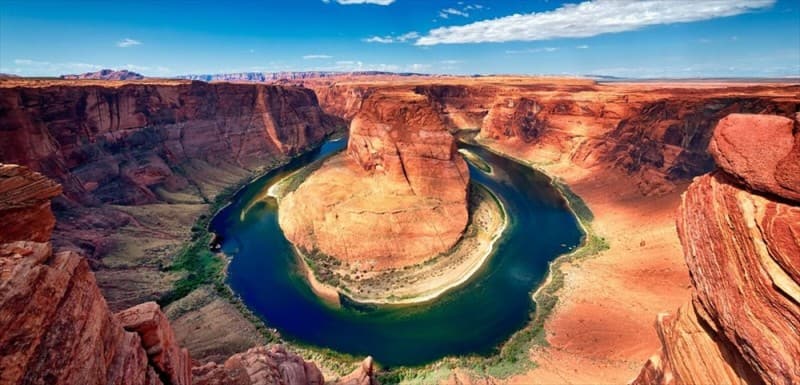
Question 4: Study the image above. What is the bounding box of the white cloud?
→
[505,47,559,54]
[576,44,589,49]
[407,63,431,72]
[416,0,774,45]
[364,31,419,44]
[440,8,469,18]
[14,59,50,66]
[117,38,142,48]
[322,0,395,5]
[331,60,401,71]
[303,54,333,59]
[437,3,483,20]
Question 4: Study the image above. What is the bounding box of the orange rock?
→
[279,91,469,269]
[117,302,192,385]
[633,114,800,385]
[0,164,62,243]
[192,345,325,385]
[709,113,800,202]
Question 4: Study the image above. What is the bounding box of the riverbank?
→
[272,173,507,305]
[470,137,692,385]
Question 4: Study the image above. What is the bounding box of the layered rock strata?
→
[0,164,375,385]
[0,165,185,385]
[0,80,341,312]
[279,91,469,268]
[632,114,800,385]
[0,81,339,206]
[304,78,799,195]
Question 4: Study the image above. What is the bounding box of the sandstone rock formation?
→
[0,164,62,243]
[0,80,342,311]
[0,165,174,385]
[632,114,800,385]
[0,81,339,206]
[279,90,469,268]
[117,302,192,385]
[303,78,798,195]
[0,164,374,385]
[193,345,374,385]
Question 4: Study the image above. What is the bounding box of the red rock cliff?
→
[0,164,189,385]
[0,164,374,385]
[0,81,341,206]
[0,80,344,309]
[632,114,800,385]
[303,78,798,195]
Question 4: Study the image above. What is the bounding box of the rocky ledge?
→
[632,113,800,385]
[278,90,470,270]
[0,164,374,385]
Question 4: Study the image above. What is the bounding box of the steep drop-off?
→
[279,90,469,269]
[306,78,799,195]
[0,164,189,385]
[632,114,800,385]
[0,80,342,313]
[0,164,375,385]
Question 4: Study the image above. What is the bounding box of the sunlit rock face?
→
[279,90,469,269]
[632,114,800,385]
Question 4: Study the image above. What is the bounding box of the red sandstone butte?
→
[279,90,469,269]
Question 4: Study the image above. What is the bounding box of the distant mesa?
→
[60,69,144,80]
[177,70,429,82]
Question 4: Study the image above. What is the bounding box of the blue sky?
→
[1,0,798,78]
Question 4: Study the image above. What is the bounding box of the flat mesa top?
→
[0,78,194,88]
[1,76,798,100]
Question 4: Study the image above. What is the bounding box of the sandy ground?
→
[475,140,692,385]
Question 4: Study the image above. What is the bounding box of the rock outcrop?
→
[632,114,800,385]
[0,81,339,206]
[279,90,469,268]
[193,346,374,385]
[0,164,62,243]
[117,302,192,385]
[303,78,798,195]
[0,80,342,310]
[0,164,374,385]
[0,165,176,385]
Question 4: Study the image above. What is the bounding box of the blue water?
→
[210,138,583,367]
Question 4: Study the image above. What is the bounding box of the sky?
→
[1,0,798,78]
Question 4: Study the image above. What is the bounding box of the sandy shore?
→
[464,138,692,385]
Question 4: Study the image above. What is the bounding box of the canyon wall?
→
[0,164,374,385]
[279,90,469,269]
[0,164,188,385]
[305,79,799,195]
[632,114,800,385]
[0,81,340,206]
[0,80,342,311]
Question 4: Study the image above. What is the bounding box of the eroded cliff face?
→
[0,80,342,311]
[279,90,469,269]
[303,79,799,195]
[632,114,800,385]
[0,164,186,385]
[0,164,375,385]
[0,81,339,206]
